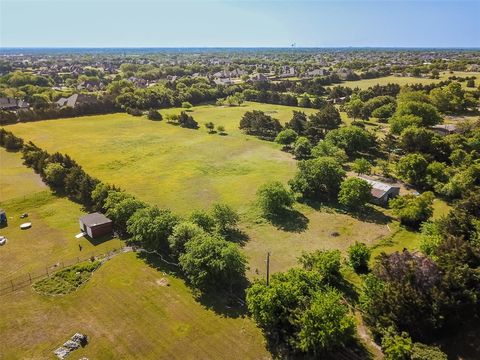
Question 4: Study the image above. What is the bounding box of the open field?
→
[335,71,480,90]
[0,145,269,360]
[0,148,47,202]
[4,103,316,214]
[0,252,269,359]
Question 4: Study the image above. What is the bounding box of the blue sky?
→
[1,0,479,48]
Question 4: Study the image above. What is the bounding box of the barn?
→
[79,213,113,239]
[360,177,401,206]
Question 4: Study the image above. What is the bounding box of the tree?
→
[179,234,247,291]
[91,183,117,212]
[285,110,308,135]
[189,209,216,233]
[246,268,324,345]
[395,153,428,186]
[293,136,312,159]
[298,94,312,108]
[105,194,146,234]
[239,110,283,140]
[275,128,298,148]
[389,114,423,135]
[338,177,372,210]
[325,126,376,156]
[289,156,346,201]
[211,203,240,234]
[352,158,372,175]
[177,111,198,129]
[345,96,364,121]
[205,121,215,133]
[43,162,66,188]
[347,242,371,273]
[311,141,347,163]
[429,82,465,114]
[168,221,205,258]
[411,343,447,360]
[297,289,355,355]
[256,181,294,217]
[306,105,342,143]
[127,206,179,250]
[391,101,442,131]
[389,192,434,227]
[147,108,162,120]
[371,103,396,120]
[217,125,226,134]
[298,249,342,284]
[381,328,413,360]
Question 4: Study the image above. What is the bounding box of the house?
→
[56,94,97,108]
[430,124,458,136]
[360,177,401,206]
[248,73,269,82]
[304,69,325,78]
[79,213,113,239]
[213,77,233,86]
[336,68,355,80]
[0,97,30,111]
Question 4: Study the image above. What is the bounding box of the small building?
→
[56,94,98,108]
[430,124,458,136]
[0,209,7,226]
[79,213,113,239]
[360,177,401,206]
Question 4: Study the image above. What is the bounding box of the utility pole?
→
[266,252,270,286]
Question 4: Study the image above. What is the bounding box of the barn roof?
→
[359,177,400,199]
[80,212,112,227]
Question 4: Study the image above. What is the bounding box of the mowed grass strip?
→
[0,147,47,202]
[5,103,316,214]
[0,252,269,359]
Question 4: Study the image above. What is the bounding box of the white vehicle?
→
[0,236,6,246]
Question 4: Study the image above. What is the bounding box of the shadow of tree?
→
[135,250,249,319]
[266,209,309,233]
[223,228,250,246]
[350,206,392,225]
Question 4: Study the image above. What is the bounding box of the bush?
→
[299,249,341,284]
[147,108,163,120]
[389,192,434,227]
[126,107,143,116]
[411,343,447,360]
[181,101,193,109]
[256,181,294,217]
[211,203,240,234]
[381,328,413,360]
[347,242,371,273]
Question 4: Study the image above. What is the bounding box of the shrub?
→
[147,108,163,120]
[338,177,372,210]
[347,242,371,273]
[256,181,294,217]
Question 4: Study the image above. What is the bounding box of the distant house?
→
[213,77,233,86]
[56,94,97,108]
[360,177,401,206]
[0,97,30,111]
[304,69,325,78]
[430,124,458,136]
[336,68,355,80]
[79,213,113,239]
[248,73,269,83]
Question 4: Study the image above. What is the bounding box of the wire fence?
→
[0,246,126,296]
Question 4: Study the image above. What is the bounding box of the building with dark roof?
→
[360,177,401,206]
[79,213,113,239]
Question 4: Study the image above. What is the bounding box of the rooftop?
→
[80,212,112,227]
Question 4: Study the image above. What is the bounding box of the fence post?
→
[29,273,32,284]
[10,280,14,291]
[46,266,49,276]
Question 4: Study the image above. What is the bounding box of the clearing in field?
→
[5,102,316,214]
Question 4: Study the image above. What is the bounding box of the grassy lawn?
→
[335,71,480,90]
[4,103,316,214]
[0,147,47,202]
[0,149,122,279]
[0,252,268,359]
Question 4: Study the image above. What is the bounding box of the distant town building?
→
[430,124,458,136]
[56,94,97,108]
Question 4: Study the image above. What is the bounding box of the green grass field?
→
[0,252,268,359]
[4,103,316,214]
[335,71,480,90]
[0,147,268,359]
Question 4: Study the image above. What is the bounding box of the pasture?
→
[0,146,268,360]
[0,252,268,359]
[5,103,317,214]
[337,71,480,90]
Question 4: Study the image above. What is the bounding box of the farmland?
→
[3,102,399,275]
[336,71,480,90]
[0,150,268,359]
